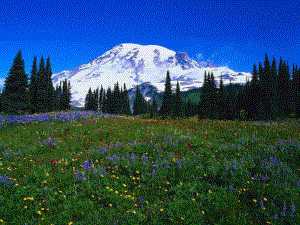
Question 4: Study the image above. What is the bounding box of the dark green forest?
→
[1,50,300,122]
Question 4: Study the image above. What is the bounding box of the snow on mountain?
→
[52,43,252,107]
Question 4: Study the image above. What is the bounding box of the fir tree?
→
[159,71,173,119]
[216,76,226,120]
[172,80,183,119]
[122,84,131,115]
[224,81,237,120]
[35,56,48,113]
[45,57,55,112]
[85,88,93,111]
[2,50,29,115]
[29,56,38,114]
[249,64,259,120]
[270,56,279,120]
[133,85,144,115]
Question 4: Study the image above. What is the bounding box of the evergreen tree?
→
[113,82,122,115]
[249,64,259,120]
[270,56,279,120]
[122,84,131,115]
[133,85,144,115]
[159,71,173,119]
[198,71,210,120]
[67,80,72,110]
[257,61,266,120]
[172,80,183,119]
[99,85,104,113]
[85,88,93,111]
[150,96,158,118]
[29,56,38,114]
[216,76,226,120]
[106,87,112,114]
[2,50,29,115]
[35,56,48,113]
[263,53,272,120]
[224,81,237,120]
[45,57,55,112]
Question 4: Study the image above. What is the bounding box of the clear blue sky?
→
[1,0,299,88]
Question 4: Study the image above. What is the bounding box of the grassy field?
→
[0,111,300,224]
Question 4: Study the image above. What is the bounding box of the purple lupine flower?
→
[102,147,107,154]
[229,185,233,192]
[152,169,155,176]
[140,196,144,202]
[199,164,203,169]
[177,160,182,169]
[126,152,129,157]
[9,180,14,185]
[281,210,286,217]
[260,200,264,208]
[143,161,146,166]
[81,172,86,180]
[274,213,278,219]
[291,202,296,215]
[225,166,229,171]
[261,175,268,181]
[277,168,280,173]
[154,164,158,169]
[83,160,89,171]
[89,159,93,168]
[121,156,125,160]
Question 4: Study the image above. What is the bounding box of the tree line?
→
[1,50,299,122]
[84,53,300,122]
[0,50,72,115]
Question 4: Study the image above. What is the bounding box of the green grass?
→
[0,111,300,224]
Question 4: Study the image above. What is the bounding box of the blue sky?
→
[1,0,299,88]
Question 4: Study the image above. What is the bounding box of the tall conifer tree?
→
[159,71,173,119]
[2,50,29,115]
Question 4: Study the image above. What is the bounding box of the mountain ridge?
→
[52,43,252,108]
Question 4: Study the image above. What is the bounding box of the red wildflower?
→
[161,146,163,150]
[87,139,90,144]
[87,152,89,157]
[78,158,80,161]
[108,143,110,147]
[53,161,56,165]
[43,200,46,203]
[64,130,67,136]
[41,158,44,164]
[50,159,54,164]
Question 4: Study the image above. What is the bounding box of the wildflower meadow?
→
[0,111,299,224]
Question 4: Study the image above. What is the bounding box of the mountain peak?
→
[52,43,252,107]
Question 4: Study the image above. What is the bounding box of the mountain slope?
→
[52,43,252,108]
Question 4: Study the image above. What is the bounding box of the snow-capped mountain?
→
[52,43,252,107]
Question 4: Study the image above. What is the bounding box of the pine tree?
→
[45,57,55,112]
[85,88,93,111]
[106,87,112,114]
[172,80,183,119]
[2,50,29,115]
[113,82,122,115]
[270,56,279,120]
[249,64,259,120]
[122,84,131,115]
[29,56,38,114]
[224,81,237,120]
[216,76,226,120]
[159,71,173,119]
[99,85,104,113]
[133,85,143,115]
[35,56,48,113]
[198,71,210,120]
[67,80,72,110]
